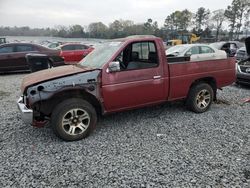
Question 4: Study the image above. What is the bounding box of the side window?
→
[222,43,229,49]
[131,42,157,61]
[186,46,199,55]
[149,42,156,52]
[62,45,75,51]
[120,41,158,70]
[131,43,141,58]
[75,45,85,50]
[141,42,149,59]
[83,45,89,49]
[230,43,237,50]
[200,46,214,54]
[16,45,34,52]
[0,46,14,53]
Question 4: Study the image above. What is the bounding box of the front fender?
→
[25,70,101,107]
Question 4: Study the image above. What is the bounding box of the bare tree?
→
[225,0,250,40]
[195,7,210,31]
[243,9,250,37]
[211,9,225,41]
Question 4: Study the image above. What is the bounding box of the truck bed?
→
[167,57,236,100]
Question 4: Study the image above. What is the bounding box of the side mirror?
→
[107,61,120,73]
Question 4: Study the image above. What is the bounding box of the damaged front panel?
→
[25,70,101,106]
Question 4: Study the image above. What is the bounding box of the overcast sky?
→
[0,0,233,28]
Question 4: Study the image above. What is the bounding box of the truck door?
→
[102,41,166,112]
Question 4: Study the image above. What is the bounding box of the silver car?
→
[166,44,227,62]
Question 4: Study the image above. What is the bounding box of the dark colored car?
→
[236,37,250,85]
[58,43,94,64]
[210,41,245,57]
[236,47,248,61]
[0,43,65,73]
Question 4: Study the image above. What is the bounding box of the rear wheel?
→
[51,98,97,141]
[186,83,214,113]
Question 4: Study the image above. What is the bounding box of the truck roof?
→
[112,35,160,43]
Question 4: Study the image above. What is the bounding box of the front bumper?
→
[17,97,33,125]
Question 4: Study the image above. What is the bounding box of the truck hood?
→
[21,65,93,93]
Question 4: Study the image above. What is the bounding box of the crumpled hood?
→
[21,65,93,93]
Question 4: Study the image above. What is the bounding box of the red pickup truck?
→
[17,36,236,141]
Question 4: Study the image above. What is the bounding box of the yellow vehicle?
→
[166,33,200,46]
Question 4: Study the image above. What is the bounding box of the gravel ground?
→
[0,73,249,188]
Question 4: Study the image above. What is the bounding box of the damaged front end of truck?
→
[17,66,102,128]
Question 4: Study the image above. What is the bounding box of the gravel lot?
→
[0,73,249,187]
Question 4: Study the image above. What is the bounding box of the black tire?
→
[51,98,97,141]
[186,83,214,113]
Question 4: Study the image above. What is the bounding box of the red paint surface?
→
[60,45,94,63]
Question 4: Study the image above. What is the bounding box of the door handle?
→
[153,75,161,79]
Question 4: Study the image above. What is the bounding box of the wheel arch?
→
[38,89,103,117]
[189,77,217,100]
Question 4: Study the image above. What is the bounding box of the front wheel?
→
[51,98,97,141]
[186,83,214,113]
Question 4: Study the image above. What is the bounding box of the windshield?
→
[79,41,124,68]
[166,45,188,55]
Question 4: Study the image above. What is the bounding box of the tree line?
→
[0,0,249,41]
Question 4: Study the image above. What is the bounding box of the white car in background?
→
[166,44,227,61]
